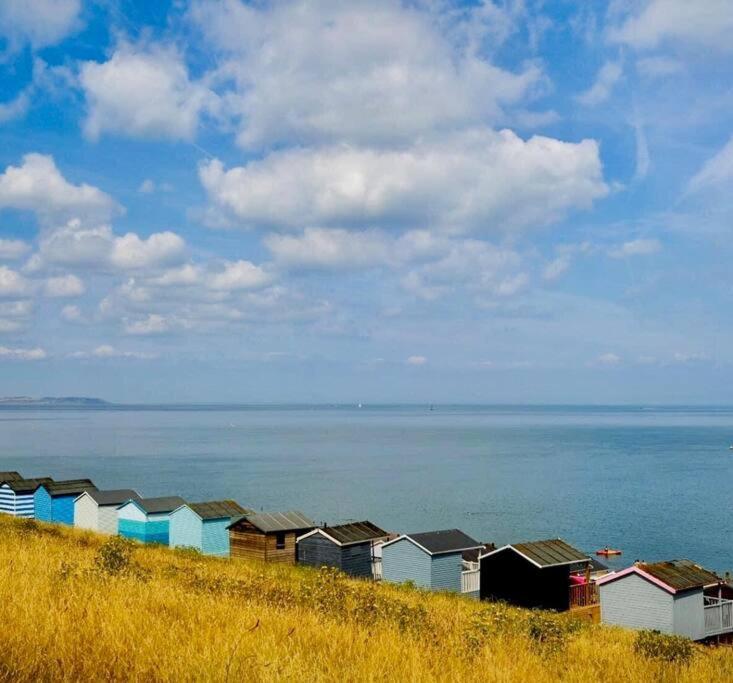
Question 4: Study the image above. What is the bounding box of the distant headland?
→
[0,396,109,406]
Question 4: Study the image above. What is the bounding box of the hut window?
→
[276,532,286,549]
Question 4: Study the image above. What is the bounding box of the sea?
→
[1,404,731,572]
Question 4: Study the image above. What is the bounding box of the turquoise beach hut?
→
[117,496,186,545]
[381,529,482,595]
[0,478,53,518]
[34,479,97,525]
[169,500,250,556]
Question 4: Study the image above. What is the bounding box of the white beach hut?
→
[74,489,141,534]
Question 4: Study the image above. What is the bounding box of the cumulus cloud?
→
[0,0,81,51]
[610,0,733,51]
[597,352,621,365]
[0,154,119,225]
[0,265,29,297]
[608,238,661,258]
[0,239,29,260]
[200,130,607,235]
[80,44,217,141]
[0,345,46,360]
[406,355,428,366]
[60,304,83,322]
[44,274,84,298]
[124,313,170,336]
[191,0,542,149]
[70,344,155,360]
[687,135,733,194]
[576,61,623,106]
[207,260,273,291]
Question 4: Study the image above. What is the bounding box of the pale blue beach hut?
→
[381,529,482,596]
[34,479,97,525]
[169,500,250,556]
[117,496,186,545]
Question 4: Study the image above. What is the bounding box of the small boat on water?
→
[596,547,622,557]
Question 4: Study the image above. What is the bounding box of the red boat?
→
[596,547,622,556]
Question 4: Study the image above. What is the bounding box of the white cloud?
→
[0,266,29,297]
[632,117,650,181]
[71,344,155,360]
[597,352,621,365]
[138,179,155,194]
[0,154,119,225]
[44,274,84,298]
[0,89,30,124]
[687,135,733,194]
[124,314,170,336]
[0,0,81,51]
[200,130,607,235]
[406,355,428,366]
[542,256,571,282]
[0,346,46,361]
[207,260,273,291]
[610,0,733,51]
[608,238,661,258]
[0,239,30,260]
[636,56,683,78]
[36,220,186,272]
[80,44,217,141]
[575,61,623,106]
[191,0,542,149]
[60,304,83,322]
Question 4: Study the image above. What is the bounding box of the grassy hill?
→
[0,515,731,682]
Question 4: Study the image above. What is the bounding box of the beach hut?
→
[117,496,186,545]
[228,511,315,564]
[34,479,97,525]
[381,529,483,595]
[0,478,53,517]
[169,500,250,556]
[479,538,597,612]
[597,559,733,640]
[297,521,389,578]
[74,489,141,534]
[0,471,22,482]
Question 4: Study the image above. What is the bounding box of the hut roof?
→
[597,559,723,594]
[299,521,389,546]
[133,496,187,514]
[44,479,97,497]
[0,471,22,482]
[482,538,590,568]
[228,510,315,533]
[463,543,496,564]
[85,489,141,506]
[187,500,251,520]
[384,529,482,556]
[2,477,53,493]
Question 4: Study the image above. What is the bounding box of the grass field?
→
[0,515,731,682]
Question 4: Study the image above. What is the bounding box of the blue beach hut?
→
[0,478,53,518]
[381,529,482,595]
[34,479,97,525]
[169,500,250,556]
[117,496,186,545]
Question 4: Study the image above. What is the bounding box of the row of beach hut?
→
[1,468,732,642]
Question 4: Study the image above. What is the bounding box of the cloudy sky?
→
[0,0,732,403]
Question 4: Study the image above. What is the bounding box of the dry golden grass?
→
[0,515,731,682]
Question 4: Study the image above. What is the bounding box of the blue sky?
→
[0,0,732,403]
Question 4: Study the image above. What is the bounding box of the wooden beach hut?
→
[74,489,141,534]
[297,521,389,578]
[34,479,97,525]
[597,559,733,640]
[228,511,315,564]
[169,500,250,556]
[0,478,53,518]
[381,529,483,595]
[479,538,598,613]
[0,471,22,482]
[117,496,186,545]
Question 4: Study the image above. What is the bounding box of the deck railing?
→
[569,582,599,608]
[704,596,733,636]
[461,569,480,594]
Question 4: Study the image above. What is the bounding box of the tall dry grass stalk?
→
[0,515,731,682]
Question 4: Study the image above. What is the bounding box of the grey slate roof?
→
[134,496,187,514]
[3,477,53,494]
[229,510,315,533]
[188,500,251,520]
[86,489,141,506]
[318,521,389,546]
[405,529,482,555]
[0,471,22,482]
[44,479,97,497]
[509,538,590,567]
[640,559,722,591]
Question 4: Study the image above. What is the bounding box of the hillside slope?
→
[0,516,731,682]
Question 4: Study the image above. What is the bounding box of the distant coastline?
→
[0,396,109,407]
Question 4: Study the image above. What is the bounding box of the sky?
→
[0,0,732,404]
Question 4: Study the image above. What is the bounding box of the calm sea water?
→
[1,404,732,572]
